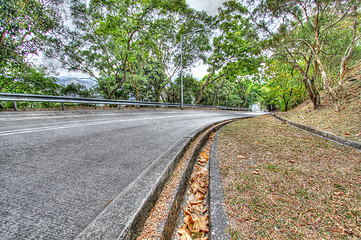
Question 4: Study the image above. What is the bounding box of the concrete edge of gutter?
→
[209,130,231,239]
[271,113,361,150]
[75,137,192,240]
[75,118,244,240]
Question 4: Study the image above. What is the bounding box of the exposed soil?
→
[218,115,361,239]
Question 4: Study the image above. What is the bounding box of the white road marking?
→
[0,111,185,121]
[0,113,220,136]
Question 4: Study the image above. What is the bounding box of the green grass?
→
[218,115,361,239]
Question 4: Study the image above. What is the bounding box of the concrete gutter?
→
[75,118,242,240]
[158,120,233,239]
[271,113,361,150]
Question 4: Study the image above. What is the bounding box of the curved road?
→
[0,109,263,239]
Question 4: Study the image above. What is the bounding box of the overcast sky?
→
[186,0,226,16]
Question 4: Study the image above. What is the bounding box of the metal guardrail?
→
[0,93,251,111]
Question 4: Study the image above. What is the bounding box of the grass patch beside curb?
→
[218,115,361,239]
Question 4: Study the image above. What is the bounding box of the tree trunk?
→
[302,76,320,110]
[212,77,226,105]
[283,89,293,112]
[240,83,247,108]
[196,74,225,104]
[314,54,341,110]
[196,85,206,104]
[128,62,139,101]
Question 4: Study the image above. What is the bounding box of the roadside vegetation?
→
[1,0,360,112]
[218,115,361,239]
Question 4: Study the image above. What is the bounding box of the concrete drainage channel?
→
[138,120,230,240]
[76,118,244,240]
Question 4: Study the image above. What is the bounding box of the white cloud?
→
[189,64,209,79]
[186,0,226,16]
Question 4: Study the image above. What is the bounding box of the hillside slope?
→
[278,80,361,142]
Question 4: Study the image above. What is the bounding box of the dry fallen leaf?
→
[184,215,194,226]
[178,225,192,240]
[237,155,247,160]
[334,192,344,196]
[198,215,209,232]
[202,205,209,214]
[178,134,213,239]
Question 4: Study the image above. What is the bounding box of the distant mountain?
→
[56,76,97,89]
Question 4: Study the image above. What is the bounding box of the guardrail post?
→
[94,104,97,110]
[62,103,65,110]
[13,101,17,111]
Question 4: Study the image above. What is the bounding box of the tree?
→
[165,74,200,104]
[46,0,189,99]
[60,83,93,98]
[0,0,58,69]
[249,0,361,110]
[262,59,306,111]
[0,0,60,97]
[0,65,61,108]
[196,0,261,104]
[145,7,212,102]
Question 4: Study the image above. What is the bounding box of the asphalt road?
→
[0,109,263,239]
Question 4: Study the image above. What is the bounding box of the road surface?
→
[0,109,263,239]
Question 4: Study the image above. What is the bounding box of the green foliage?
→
[46,0,196,99]
[0,65,61,109]
[0,0,58,69]
[0,0,61,109]
[195,0,262,104]
[261,59,307,111]
[250,0,361,109]
[215,0,261,79]
[60,83,93,98]
[166,74,200,104]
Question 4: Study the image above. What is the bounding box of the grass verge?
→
[218,115,361,239]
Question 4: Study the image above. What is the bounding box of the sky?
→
[39,0,226,79]
[186,0,226,16]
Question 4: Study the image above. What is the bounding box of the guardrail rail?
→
[0,93,251,111]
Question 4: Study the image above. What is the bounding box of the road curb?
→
[271,113,361,150]
[209,130,230,239]
[76,118,242,240]
[76,137,192,240]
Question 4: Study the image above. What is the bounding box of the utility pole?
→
[180,35,184,110]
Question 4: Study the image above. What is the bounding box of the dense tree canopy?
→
[249,0,361,110]
[1,0,359,111]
